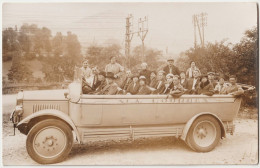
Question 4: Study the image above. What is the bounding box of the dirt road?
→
[2,94,258,165]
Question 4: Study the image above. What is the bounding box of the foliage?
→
[4,24,82,82]
[7,55,33,82]
[178,26,258,85]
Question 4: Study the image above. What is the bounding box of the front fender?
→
[17,109,80,143]
[180,112,226,141]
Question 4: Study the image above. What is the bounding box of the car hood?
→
[22,89,68,101]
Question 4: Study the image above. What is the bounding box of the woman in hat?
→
[136,76,152,95]
[126,73,140,95]
[197,75,215,96]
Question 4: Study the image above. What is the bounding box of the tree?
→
[8,55,33,82]
[179,26,257,85]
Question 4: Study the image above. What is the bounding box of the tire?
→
[26,119,73,164]
[186,115,221,152]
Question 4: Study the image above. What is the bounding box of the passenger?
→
[136,76,152,95]
[81,60,94,94]
[105,56,124,80]
[98,72,118,95]
[91,67,100,91]
[121,70,132,91]
[208,72,218,88]
[80,60,92,79]
[163,58,180,76]
[180,71,188,89]
[197,75,215,96]
[186,69,200,94]
[162,73,174,94]
[126,74,140,95]
[186,61,201,78]
[91,71,107,94]
[224,75,244,96]
[153,70,166,94]
[214,75,228,94]
[139,62,151,85]
[170,75,185,97]
[149,71,158,89]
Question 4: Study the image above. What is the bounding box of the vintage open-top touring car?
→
[10,78,255,164]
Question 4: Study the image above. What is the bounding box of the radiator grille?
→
[33,104,61,113]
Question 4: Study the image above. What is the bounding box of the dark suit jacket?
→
[92,75,99,90]
[197,83,214,96]
[99,83,118,95]
[153,80,165,94]
[162,82,174,94]
[186,78,200,94]
[163,65,180,75]
[126,82,140,95]
[137,85,152,95]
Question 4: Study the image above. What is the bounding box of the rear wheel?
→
[187,115,221,152]
[26,119,73,164]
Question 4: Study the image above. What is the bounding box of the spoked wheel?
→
[26,119,73,164]
[187,115,221,152]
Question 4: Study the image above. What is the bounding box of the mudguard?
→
[17,109,81,143]
[180,112,226,141]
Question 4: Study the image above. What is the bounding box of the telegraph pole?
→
[200,12,207,46]
[125,14,134,68]
[192,15,197,48]
[138,16,148,62]
[192,13,207,48]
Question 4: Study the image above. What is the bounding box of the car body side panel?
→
[69,96,241,127]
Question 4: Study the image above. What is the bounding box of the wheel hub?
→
[33,126,67,159]
[193,121,217,147]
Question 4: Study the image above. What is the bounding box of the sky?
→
[2,2,258,56]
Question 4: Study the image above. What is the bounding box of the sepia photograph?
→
[2,1,259,166]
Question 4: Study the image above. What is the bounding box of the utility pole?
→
[192,13,207,48]
[125,14,134,68]
[192,15,197,48]
[138,16,148,62]
[200,12,207,46]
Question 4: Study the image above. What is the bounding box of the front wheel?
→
[26,119,73,164]
[186,115,221,152]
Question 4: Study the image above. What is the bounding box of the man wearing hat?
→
[208,72,218,88]
[162,73,175,94]
[137,76,152,95]
[163,58,180,76]
[91,71,107,94]
[126,73,140,95]
[98,72,119,95]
